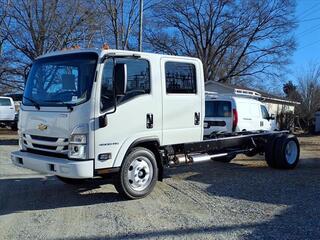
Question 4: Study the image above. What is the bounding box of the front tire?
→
[114,147,158,199]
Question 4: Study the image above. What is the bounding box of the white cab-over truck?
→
[11,49,300,199]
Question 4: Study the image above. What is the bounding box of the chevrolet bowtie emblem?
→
[37,123,48,131]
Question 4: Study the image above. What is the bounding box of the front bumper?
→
[11,151,93,179]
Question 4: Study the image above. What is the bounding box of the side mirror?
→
[99,113,108,128]
[268,114,275,121]
[114,63,127,96]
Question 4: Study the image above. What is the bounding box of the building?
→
[205,81,300,129]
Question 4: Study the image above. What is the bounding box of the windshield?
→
[23,52,98,107]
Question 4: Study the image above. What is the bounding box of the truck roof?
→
[37,48,201,62]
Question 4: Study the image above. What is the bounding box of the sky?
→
[289,0,320,82]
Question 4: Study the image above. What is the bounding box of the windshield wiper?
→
[44,100,74,111]
[23,96,40,110]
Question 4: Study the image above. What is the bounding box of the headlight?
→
[70,134,87,144]
[68,134,87,159]
[18,131,26,151]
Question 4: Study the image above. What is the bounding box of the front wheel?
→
[114,147,158,199]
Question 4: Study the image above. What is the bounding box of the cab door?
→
[94,57,162,169]
[161,58,203,145]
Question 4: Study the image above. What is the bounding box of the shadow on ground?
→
[0,177,123,216]
[1,156,319,239]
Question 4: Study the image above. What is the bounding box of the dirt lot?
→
[0,130,319,240]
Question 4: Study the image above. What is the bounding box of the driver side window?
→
[100,58,151,111]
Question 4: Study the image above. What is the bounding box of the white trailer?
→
[11,48,300,199]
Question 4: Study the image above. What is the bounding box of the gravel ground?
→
[0,132,319,240]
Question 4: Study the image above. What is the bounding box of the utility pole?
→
[139,0,144,52]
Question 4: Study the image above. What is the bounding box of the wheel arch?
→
[114,137,164,181]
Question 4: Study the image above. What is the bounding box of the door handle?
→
[146,113,153,129]
[194,112,200,125]
[260,121,263,127]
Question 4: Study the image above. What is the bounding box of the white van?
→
[204,94,277,136]
[0,97,17,130]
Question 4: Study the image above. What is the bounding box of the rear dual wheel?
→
[265,134,299,169]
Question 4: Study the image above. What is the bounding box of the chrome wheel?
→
[285,140,298,164]
[127,156,153,192]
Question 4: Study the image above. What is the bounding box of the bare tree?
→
[2,0,95,61]
[98,0,155,50]
[0,0,97,92]
[296,64,320,130]
[146,0,296,83]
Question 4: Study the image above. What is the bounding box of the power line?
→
[298,38,320,50]
[296,22,320,37]
[299,17,320,23]
[297,3,320,21]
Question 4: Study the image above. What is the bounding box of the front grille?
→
[22,134,69,155]
[32,143,57,150]
[30,135,58,142]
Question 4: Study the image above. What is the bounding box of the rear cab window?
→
[205,101,231,118]
[165,62,197,94]
[0,98,12,106]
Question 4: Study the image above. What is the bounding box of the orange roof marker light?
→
[102,43,110,50]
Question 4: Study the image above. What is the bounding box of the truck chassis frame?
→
[161,131,298,169]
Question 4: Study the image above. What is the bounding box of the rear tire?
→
[265,134,282,168]
[274,135,300,169]
[114,147,158,200]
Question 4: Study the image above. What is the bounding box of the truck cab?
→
[11,49,204,198]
